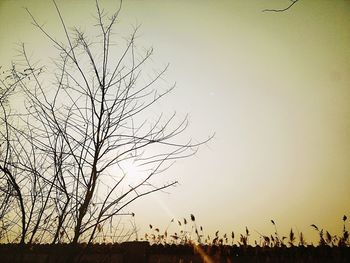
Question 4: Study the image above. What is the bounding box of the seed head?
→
[190,214,195,222]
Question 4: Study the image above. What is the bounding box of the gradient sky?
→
[1,0,350,244]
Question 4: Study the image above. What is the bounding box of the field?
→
[1,242,350,263]
[1,215,349,263]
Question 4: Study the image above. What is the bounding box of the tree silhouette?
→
[0,0,210,247]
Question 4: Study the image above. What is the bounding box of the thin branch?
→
[263,0,300,12]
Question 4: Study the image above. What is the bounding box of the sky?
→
[1,0,350,244]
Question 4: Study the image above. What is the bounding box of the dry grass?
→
[142,214,350,248]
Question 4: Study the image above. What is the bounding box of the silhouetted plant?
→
[311,224,330,246]
[0,0,210,250]
[299,232,306,247]
[289,228,295,247]
[339,215,349,247]
[144,215,349,249]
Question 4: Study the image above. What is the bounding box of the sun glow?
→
[119,159,143,186]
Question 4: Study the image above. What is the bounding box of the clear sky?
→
[1,0,350,244]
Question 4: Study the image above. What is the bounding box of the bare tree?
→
[0,0,211,249]
[0,72,14,243]
[0,67,35,245]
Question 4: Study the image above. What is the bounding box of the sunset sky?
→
[1,0,349,244]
